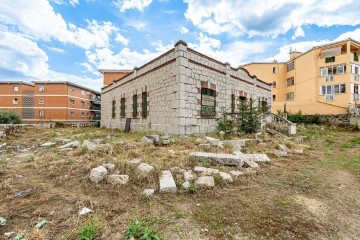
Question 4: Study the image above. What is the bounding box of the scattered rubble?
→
[198,143,211,150]
[183,170,197,181]
[143,189,155,196]
[0,216,6,226]
[195,176,215,188]
[15,188,32,198]
[182,181,190,190]
[159,170,177,193]
[57,140,80,149]
[245,154,271,163]
[106,174,129,185]
[194,166,219,175]
[128,159,141,165]
[190,152,244,166]
[35,220,47,229]
[219,171,233,183]
[82,140,97,151]
[229,170,244,178]
[89,166,108,183]
[103,163,115,172]
[40,142,56,147]
[137,163,154,176]
[4,232,14,239]
[273,150,288,157]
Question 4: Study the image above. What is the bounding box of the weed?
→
[27,155,35,162]
[174,211,186,219]
[324,139,335,147]
[124,219,163,240]
[214,173,222,185]
[340,143,354,149]
[80,146,89,155]
[276,198,294,208]
[67,159,74,165]
[194,203,227,235]
[76,216,101,240]
[188,181,197,194]
[175,176,183,188]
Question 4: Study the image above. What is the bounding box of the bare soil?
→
[0,126,359,239]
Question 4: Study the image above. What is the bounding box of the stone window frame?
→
[200,87,216,117]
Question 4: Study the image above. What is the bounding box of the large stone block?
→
[190,152,244,166]
[159,170,177,193]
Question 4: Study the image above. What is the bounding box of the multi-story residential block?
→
[0,81,101,123]
[242,38,360,115]
[101,40,272,135]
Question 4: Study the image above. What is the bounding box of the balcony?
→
[90,105,101,111]
[354,54,359,62]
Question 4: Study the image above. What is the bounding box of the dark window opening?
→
[111,100,116,118]
[325,56,335,63]
[120,97,126,117]
[132,94,138,118]
[231,94,235,113]
[201,88,216,116]
[142,92,147,118]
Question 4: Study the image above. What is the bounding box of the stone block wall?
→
[101,41,272,135]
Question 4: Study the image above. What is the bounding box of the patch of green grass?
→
[350,137,360,144]
[338,155,360,172]
[174,211,186,219]
[188,181,197,194]
[276,198,294,208]
[194,203,229,236]
[76,217,101,240]
[340,143,354,149]
[324,139,335,147]
[124,219,163,240]
[80,146,88,154]
[214,173,222,185]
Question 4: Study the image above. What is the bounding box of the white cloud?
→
[0,0,118,49]
[180,27,189,34]
[114,33,129,45]
[46,46,66,53]
[183,0,360,37]
[292,26,305,40]
[0,31,49,79]
[335,28,360,41]
[69,0,79,6]
[50,0,79,6]
[114,0,152,12]
[47,70,102,91]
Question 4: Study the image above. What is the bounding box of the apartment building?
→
[242,38,360,115]
[0,81,101,123]
[101,40,272,135]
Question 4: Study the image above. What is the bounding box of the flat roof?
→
[32,81,100,94]
[0,81,35,86]
[98,69,132,73]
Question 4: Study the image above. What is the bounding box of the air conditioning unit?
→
[325,94,334,101]
[326,75,334,82]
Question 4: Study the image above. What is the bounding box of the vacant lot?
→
[0,125,359,239]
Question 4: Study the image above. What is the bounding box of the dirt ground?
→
[0,125,359,239]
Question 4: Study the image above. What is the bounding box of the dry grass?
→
[0,126,359,239]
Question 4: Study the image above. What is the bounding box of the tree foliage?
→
[0,110,21,124]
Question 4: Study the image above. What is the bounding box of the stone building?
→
[101,40,272,135]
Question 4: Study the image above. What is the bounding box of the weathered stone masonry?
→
[101,40,272,135]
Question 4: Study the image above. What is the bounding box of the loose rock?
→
[89,166,108,183]
[183,170,196,181]
[194,166,219,175]
[102,163,115,171]
[137,163,154,176]
[82,140,97,151]
[106,174,129,185]
[128,159,141,165]
[41,142,56,147]
[143,189,155,196]
[219,171,233,183]
[198,144,211,150]
[58,140,80,149]
[190,152,244,166]
[182,181,190,190]
[273,150,288,157]
[79,207,92,216]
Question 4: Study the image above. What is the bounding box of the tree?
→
[0,110,21,124]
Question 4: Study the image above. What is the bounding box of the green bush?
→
[287,111,320,124]
[76,217,101,240]
[216,111,234,134]
[0,110,21,124]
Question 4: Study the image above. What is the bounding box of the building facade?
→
[101,40,272,135]
[242,38,360,115]
[99,69,132,87]
[0,81,101,123]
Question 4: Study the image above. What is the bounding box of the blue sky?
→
[1,0,360,91]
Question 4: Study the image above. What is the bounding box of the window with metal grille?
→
[133,94,138,118]
[287,62,294,72]
[120,98,126,117]
[286,92,294,100]
[231,94,235,113]
[286,77,295,86]
[142,92,147,118]
[201,88,216,116]
[111,100,116,118]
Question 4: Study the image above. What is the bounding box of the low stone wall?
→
[318,114,354,127]
[350,115,360,129]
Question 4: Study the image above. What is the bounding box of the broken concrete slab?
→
[146,135,160,143]
[194,166,219,175]
[244,154,271,163]
[278,144,290,152]
[128,159,142,165]
[142,136,154,144]
[292,148,304,154]
[219,171,233,183]
[137,163,154,176]
[182,181,190,190]
[229,170,245,178]
[106,174,129,185]
[189,152,244,166]
[243,158,260,169]
[58,140,80,149]
[205,137,220,146]
[41,142,56,147]
[222,140,244,151]
[198,143,211,150]
[195,176,215,188]
[89,166,108,183]
[159,170,177,193]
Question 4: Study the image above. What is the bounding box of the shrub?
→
[216,111,234,134]
[125,219,163,240]
[287,111,321,124]
[54,122,65,128]
[236,99,261,134]
[0,110,21,124]
[76,217,101,240]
